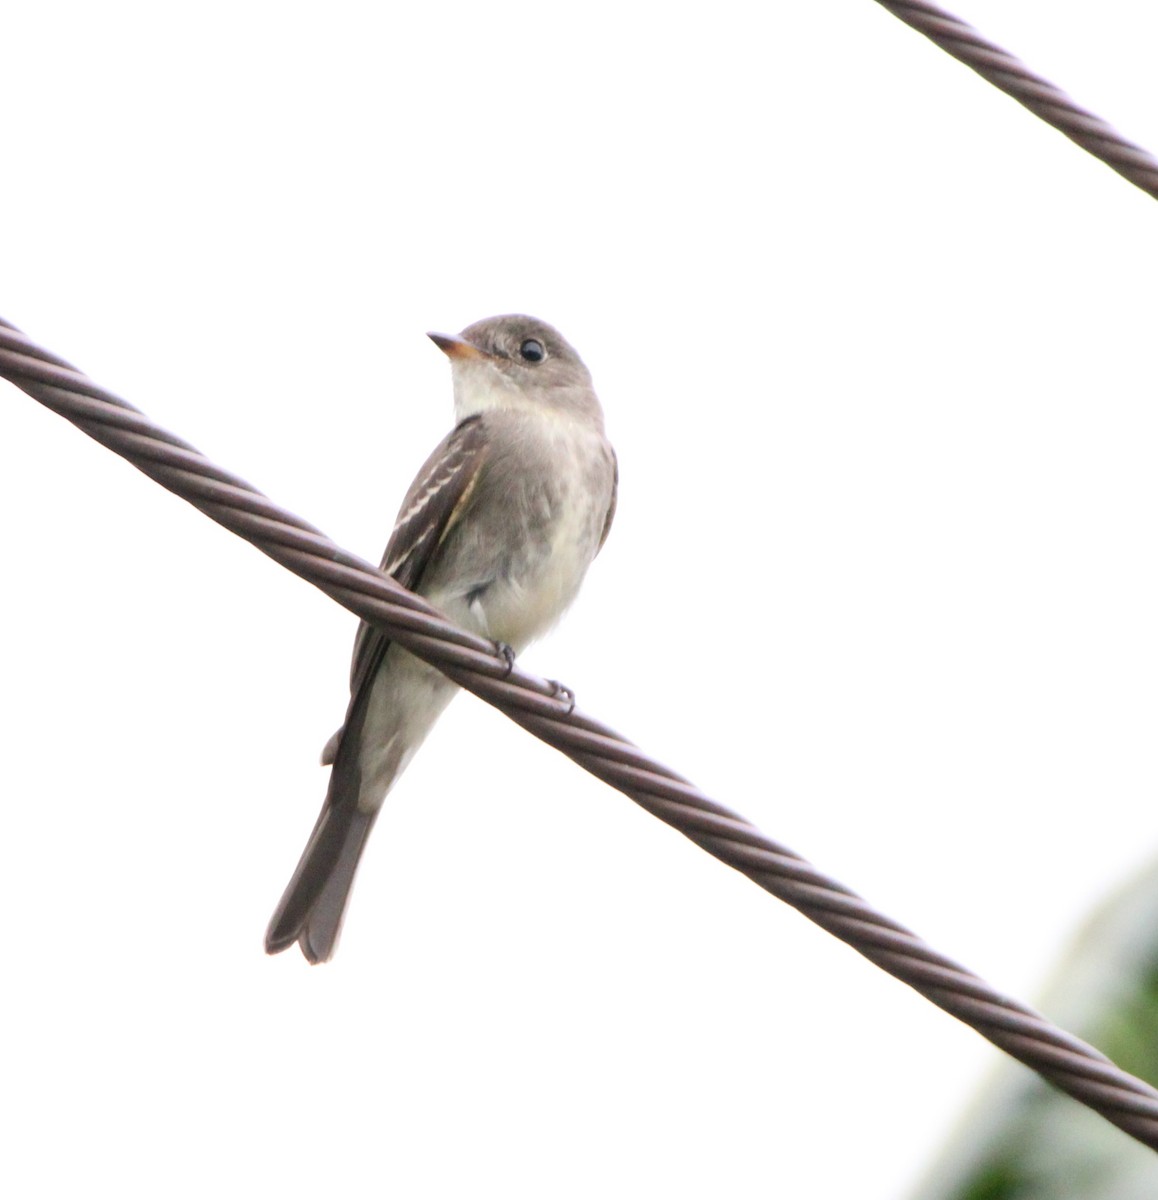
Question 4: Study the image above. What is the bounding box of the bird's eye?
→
[519,338,545,363]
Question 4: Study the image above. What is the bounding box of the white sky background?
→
[3,1,1158,1195]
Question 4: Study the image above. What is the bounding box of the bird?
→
[265,315,618,962]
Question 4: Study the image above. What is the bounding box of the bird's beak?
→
[428,332,488,361]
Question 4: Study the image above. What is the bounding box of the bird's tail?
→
[267,646,456,963]
[265,796,378,964]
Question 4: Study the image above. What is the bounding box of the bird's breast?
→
[428,415,613,652]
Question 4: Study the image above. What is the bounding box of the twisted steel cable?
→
[875,0,1158,201]
[3,315,1158,1149]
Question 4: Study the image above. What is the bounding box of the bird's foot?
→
[494,642,517,677]
[548,679,576,716]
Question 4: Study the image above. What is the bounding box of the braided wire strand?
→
[3,315,1158,1148]
[874,1,1158,201]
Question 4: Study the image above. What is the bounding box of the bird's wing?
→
[597,444,618,554]
[339,413,491,739]
[265,415,493,960]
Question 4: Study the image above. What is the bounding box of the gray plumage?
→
[265,315,617,963]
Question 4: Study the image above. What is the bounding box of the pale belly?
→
[429,421,612,653]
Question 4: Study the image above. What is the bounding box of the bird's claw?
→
[492,642,574,713]
[494,642,517,677]
[548,679,576,716]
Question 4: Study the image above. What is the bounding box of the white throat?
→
[452,360,531,422]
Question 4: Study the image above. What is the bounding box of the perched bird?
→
[265,315,618,963]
